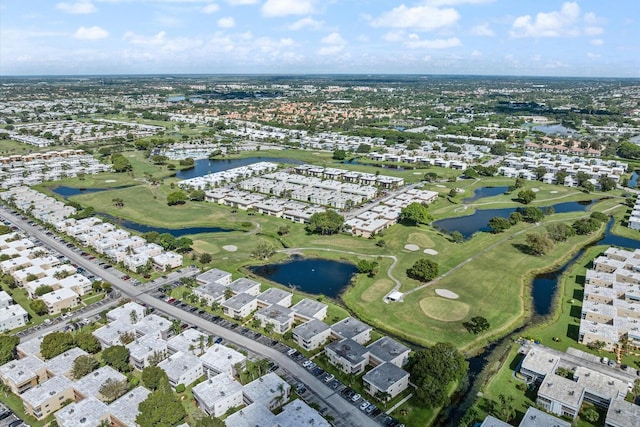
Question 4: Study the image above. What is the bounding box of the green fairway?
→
[419,297,470,321]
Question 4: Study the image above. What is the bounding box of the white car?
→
[351,393,361,402]
[359,401,370,411]
[302,360,312,368]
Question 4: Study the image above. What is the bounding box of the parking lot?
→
[0,403,27,427]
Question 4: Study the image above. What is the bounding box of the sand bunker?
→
[222,245,238,252]
[435,289,459,299]
[531,188,540,192]
[550,190,558,194]
[423,249,438,255]
[404,244,420,251]
[105,180,116,183]
[435,184,446,188]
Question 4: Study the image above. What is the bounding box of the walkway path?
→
[386,393,413,415]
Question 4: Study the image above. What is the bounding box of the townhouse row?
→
[518,345,639,426]
[579,247,640,352]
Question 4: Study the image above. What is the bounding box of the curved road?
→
[0,206,373,427]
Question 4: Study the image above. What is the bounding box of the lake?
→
[462,186,509,203]
[248,256,358,298]
[52,185,133,198]
[433,200,596,239]
[97,212,234,237]
[176,157,305,179]
[531,123,577,136]
[629,171,638,188]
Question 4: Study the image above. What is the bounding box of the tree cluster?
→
[406,342,468,408]
[142,231,192,252]
[399,202,433,226]
[305,210,344,235]
[407,259,439,282]
[111,153,132,172]
[136,376,186,427]
[463,316,490,334]
[356,260,379,277]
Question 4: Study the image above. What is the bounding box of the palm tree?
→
[129,310,139,324]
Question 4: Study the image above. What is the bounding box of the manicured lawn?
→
[81,292,105,305]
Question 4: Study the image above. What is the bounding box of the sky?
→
[0,0,638,77]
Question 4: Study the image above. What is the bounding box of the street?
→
[0,206,376,427]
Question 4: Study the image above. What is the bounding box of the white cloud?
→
[471,49,482,57]
[510,2,603,38]
[590,38,603,46]
[321,32,345,45]
[422,55,431,62]
[405,36,461,49]
[226,0,258,4]
[288,17,323,31]
[217,17,235,28]
[470,23,494,37]
[423,0,493,5]
[262,0,315,17]
[587,52,600,59]
[56,1,97,14]
[317,31,346,56]
[383,31,405,42]
[371,4,459,31]
[73,26,109,40]
[124,31,166,46]
[202,3,219,13]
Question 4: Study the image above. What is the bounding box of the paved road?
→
[1,206,374,427]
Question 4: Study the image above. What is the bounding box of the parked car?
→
[359,401,370,411]
[351,393,361,402]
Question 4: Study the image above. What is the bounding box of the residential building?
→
[275,399,330,427]
[108,386,150,427]
[605,397,640,427]
[167,328,210,356]
[362,362,410,401]
[22,376,75,420]
[222,293,257,319]
[254,304,294,334]
[292,319,331,351]
[291,298,327,322]
[0,355,47,394]
[480,415,512,427]
[536,374,585,419]
[46,347,88,378]
[331,317,372,345]
[192,282,227,307]
[229,278,261,296]
[325,338,370,375]
[519,348,560,384]
[197,268,232,286]
[74,366,127,401]
[192,373,243,417]
[224,402,277,427]
[257,288,292,308]
[518,407,570,427]
[242,373,290,410]
[127,335,168,370]
[367,336,410,367]
[40,288,80,314]
[0,300,28,332]
[200,344,246,377]
[158,351,203,388]
[574,367,627,408]
[55,396,110,427]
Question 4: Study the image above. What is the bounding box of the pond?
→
[531,123,577,136]
[175,157,305,179]
[52,185,133,198]
[433,200,596,239]
[97,212,234,238]
[461,186,509,203]
[629,171,638,188]
[248,256,358,298]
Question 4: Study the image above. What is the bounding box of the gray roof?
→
[293,319,330,340]
[331,317,371,340]
[192,373,242,407]
[126,335,167,361]
[224,402,277,427]
[108,386,151,427]
[538,374,585,409]
[158,351,202,382]
[606,397,640,427]
[167,328,209,355]
[326,338,369,365]
[46,347,88,376]
[229,277,261,294]
[199,344,246,374]
[480,415,512,427]
[16,333,48,357]
[519,407,570,427]
[74,366,127,399]
[243,372,290,407]
[135,314,170,337]
[197,268,232,285]
[291,298,327,319]
[257,288,292,306]
[256,304,294,325]
[0,355,44,385]
[276,399,330,427]
[194,282,227,300]
[55,396,109,427]
[222,292,256,310]
[521,349,560,377]
[367,336,410,363]
[21,376,73,408]
[362,362,409,392]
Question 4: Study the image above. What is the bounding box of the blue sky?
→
[0,0,638,77]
